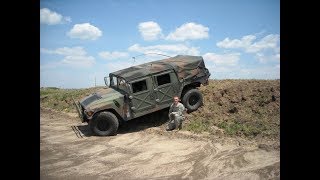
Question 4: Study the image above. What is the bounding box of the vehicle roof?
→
[110,55,204,81]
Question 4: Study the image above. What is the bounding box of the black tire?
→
[89,111,119,136]
[182,89,203,112]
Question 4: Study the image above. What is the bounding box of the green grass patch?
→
[184,118,211,133]
[40,87,101,112]
[217,120,269,137]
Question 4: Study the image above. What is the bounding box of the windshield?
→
[110,76,117,86]
[109,75,130,92]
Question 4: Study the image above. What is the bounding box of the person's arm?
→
[177,103,185,116]
[169,104,173,115]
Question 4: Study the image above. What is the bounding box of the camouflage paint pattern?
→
[76,55,210,123]
[77,88,125,122]
[111,55,209,82]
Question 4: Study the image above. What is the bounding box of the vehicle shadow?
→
[74,108,170,137]
[118,108,170,134]
[72,124,93,138]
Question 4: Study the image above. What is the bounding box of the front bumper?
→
[72,97,85,123]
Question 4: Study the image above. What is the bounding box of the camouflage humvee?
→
[74,55,211,136]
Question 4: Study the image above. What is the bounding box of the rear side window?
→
[132,80,147,93]
[156,73,171,86]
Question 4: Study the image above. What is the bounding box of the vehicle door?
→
[153,71,179,107]
[129,76,156,118]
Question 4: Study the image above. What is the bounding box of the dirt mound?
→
[185,79,280,141]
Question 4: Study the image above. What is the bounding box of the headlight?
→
[84,110,94,117]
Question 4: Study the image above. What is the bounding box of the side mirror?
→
[104,77,109,87]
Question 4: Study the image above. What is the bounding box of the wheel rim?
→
[189,94,199,106]
[97,119,109,131]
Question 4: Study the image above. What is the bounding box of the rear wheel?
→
[182,89,203,112]
[89,111,119,136]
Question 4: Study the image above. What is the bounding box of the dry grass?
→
[40,86,103,112]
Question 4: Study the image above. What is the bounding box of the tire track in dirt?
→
[40,107,279,180]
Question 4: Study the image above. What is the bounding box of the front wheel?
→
[182,89,203,112]
[89,111,119,136]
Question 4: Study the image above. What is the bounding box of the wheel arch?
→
[180,82,201,98]
[92,108,124,125]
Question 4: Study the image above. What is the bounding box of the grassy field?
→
[40,79,280,140]
[40,86,103,112]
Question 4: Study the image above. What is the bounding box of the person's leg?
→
[166,113,176,131]
[175,115,183,130]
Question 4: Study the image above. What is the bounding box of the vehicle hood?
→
[79,87,124,110]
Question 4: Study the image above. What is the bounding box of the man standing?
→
[166,96,185,131]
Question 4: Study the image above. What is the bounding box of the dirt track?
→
[40,107,279,180]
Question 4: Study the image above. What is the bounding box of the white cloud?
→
[255,53,266,63]
[255,52,280,63]
[64,16,72,23]
[41,47,95,68]
[246,34,280,53]
[203,52,240,66]
[138,21,163,41]
[67,23,102,40]
[217,34,280,63]
[237,66,280,79]
[166,22,209,41]
[62,55,95,67]
[40,8,71,25]
[99,51,129,60]
[40,8,62,25]
[209,66,234,73]
[217,34,280,53]
[206,65,280,79]
[128,43,200,57]
[216,35,256,49]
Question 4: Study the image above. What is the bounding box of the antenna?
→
[132,56,136,65]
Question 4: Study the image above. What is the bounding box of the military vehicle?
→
[74,55,211,136]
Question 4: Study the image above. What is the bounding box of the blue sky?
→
[40,0,280,88]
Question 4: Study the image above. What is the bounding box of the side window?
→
[118,78,127,90]
[132,80,147,93]
[156,73,171,86]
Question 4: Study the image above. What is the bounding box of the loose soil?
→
[40,107,279,180]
